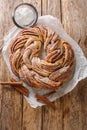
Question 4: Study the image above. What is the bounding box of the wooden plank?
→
[0,86,2,130]
[22,1,42,130]
[0,0,4,128]
[0,0,23,130]
[41,100,64,130]
[41,0,64,130]
[61,0,87,130]
[62,80,87,130]
[61,0,87,55]
[23,98,42,130]
[42,0,61,19]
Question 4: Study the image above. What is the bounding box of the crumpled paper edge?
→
[2,15,87,108]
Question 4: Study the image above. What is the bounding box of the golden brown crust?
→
[8,25,75,90]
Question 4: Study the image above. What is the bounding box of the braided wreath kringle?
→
[8,25,75,90]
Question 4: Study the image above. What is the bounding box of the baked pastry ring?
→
[8,25,75,90]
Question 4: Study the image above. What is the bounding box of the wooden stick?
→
[0,82,22,85]
[35,93,55,109]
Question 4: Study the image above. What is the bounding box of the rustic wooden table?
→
[0,0,87,130]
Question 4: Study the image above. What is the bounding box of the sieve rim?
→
[12,3,38,28]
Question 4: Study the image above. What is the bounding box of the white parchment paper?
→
[2,15,87,108]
